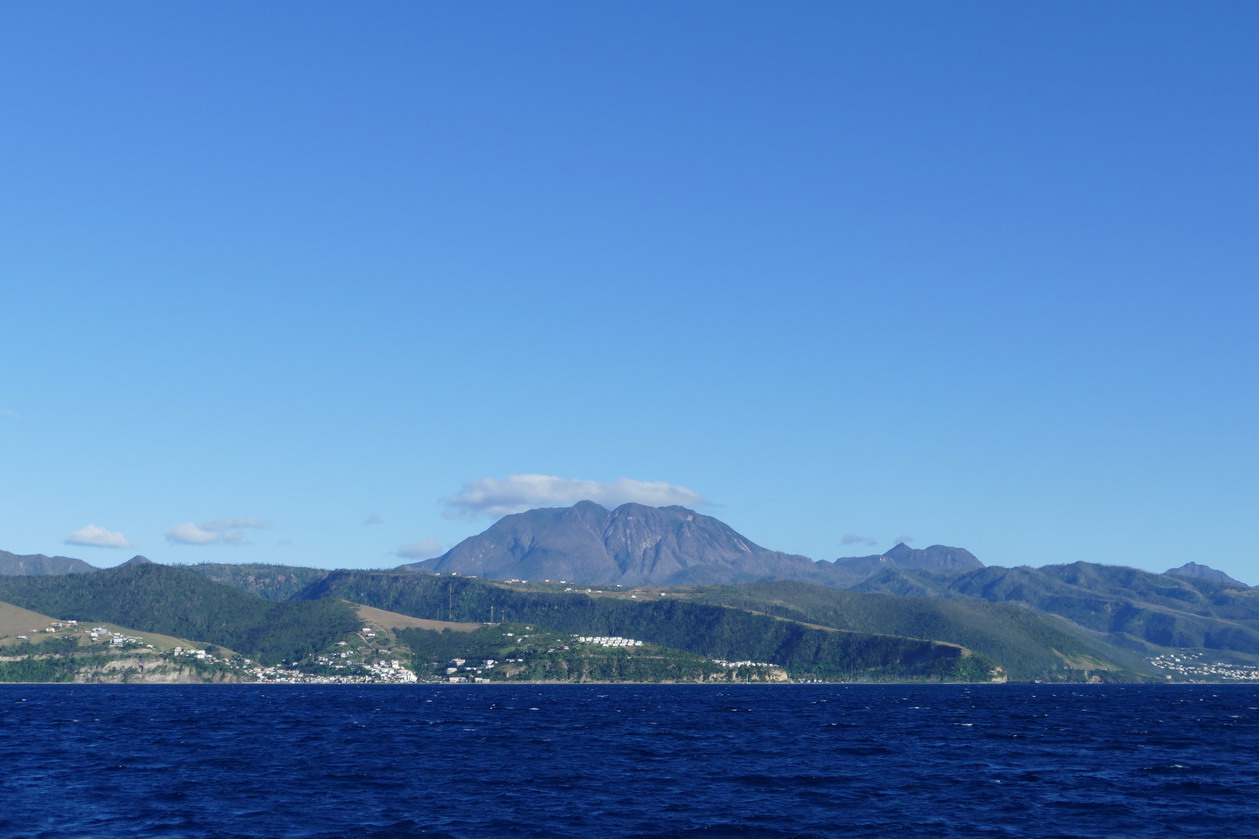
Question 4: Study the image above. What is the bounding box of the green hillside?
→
[6,552,1239,682]
[682,581,1147,681]
[0,562,358,665]
[299,572,997,682]
[185,562,332,601]
[856,562,1259,655]
[397,622,778,683]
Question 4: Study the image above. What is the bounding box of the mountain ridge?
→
[3,504,1249,590]
[402,501,991,587]
[0,549,97,576]
[402,501,835,586]
[1166,561,1246,587]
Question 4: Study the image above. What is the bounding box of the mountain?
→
[1,542,1246,682]
[0,556,1009,682]
[0,549,96,576]
[825,543,984,586]
[401,502,987,589]
[1165,562,1247,588]
[403,501,835,586]
[854,561,1259,656]
[5,511,1255,682]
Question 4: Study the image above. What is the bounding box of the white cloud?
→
[446,474,708,518]
[397,540,443,560]
[1,409,19,420]
[363,514,384,525]
[165,523,220,545]
[894,535,916,546]
[164,517,268,546]
[841,533,877,547]
[200,517,270,531]
[65,524,132,549]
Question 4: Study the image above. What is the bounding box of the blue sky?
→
[3,3,1256,582]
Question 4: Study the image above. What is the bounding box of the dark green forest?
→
[0,563,358,664]
[686,582,1147,680]
[302,572,996,681]
[396,623,742,683]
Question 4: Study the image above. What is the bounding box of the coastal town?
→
[1147,652,1259,682]
[2,617,788,684]
[8,614,1259,685]
[1,618,424,684]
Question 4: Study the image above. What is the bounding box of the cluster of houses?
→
[444,657,500,683]
[712,659,778,669]
[294,659,418,683]
[92,627,150,648]
[14,619,152,651]
[576,636,643,647]
[5,617,797,685]
[14,617,424,684]
[1148,651,1259,681]
[170,646,213,661]
[239,658,419,684]
[269,626,420,683]
[16,618,81,640]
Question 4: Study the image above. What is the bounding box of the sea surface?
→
[2,683,1256,838]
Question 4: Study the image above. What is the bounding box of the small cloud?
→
[200,517,270,531]
[165,523,220,545]
[65,524,132,549]
[164,516,267,546]
[397,540,443,560]
[363,514,384,525]
[1,409,19,420]
[446,474,708,518]
[894,535,916,545]
[841,533,878,547]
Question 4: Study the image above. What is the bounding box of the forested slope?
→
[0,563,358,664]
[299,571,996,681]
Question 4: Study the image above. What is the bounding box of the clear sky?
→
[3,3,1256,582]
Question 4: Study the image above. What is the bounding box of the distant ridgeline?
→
[1,502,1256,683]
[393,501,986,587]
[0,549,96,576]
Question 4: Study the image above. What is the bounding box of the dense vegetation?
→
[0,656,81,682]
[302,572,996,681]
[1,635,81,656]
[0,563,358,664]
[686,582,1147,681]
[9,550,1248,682]
[855,563,1259,655]
[509,647,733,683]
[173,549,1259,677]
[397,623,748,683]
[185,563,333,601]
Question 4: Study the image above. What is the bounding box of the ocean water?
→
[2,683,1256,838]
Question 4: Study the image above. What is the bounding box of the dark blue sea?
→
[3,684,1256,838]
